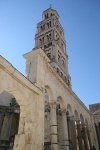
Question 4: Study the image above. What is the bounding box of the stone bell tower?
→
[24,7,71,88]
[35,7,71,87]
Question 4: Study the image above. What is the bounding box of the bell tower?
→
[35,7,71,87]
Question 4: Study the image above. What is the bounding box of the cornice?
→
[0,55,42,95]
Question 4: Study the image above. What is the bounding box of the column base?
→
[62,140,69,150]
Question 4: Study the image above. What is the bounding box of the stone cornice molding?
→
[23,48,50,63]
[0,55,42,95]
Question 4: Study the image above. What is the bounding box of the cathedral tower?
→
[35,7,71,87]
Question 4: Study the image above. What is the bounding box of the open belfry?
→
[0,7,100,150]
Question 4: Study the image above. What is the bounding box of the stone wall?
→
[0,56,44,150]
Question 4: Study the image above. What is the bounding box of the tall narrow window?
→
[47,22,49,28]
[42,37,44,44]
[50,21,51,27]
[47,35,49,42]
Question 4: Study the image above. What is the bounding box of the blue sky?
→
[0,0,100,108]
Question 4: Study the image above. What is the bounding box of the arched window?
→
[49,34,51,40]
[61,72,63,77]
[41,26,42,30]
[62,58,65,67]
[45,13,48,19]
[42,37,44,44]
[57,68,59,73]
[50,21,51,27]
[47,35,49,42]
[39,38,42,45]
[47,22,49,28]
[67,80,70,86]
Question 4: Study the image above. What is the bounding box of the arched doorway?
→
[0,91,20,150]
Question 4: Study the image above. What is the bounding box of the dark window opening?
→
[47,53,51,59]
[57,68,59,73]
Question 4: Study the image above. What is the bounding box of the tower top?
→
[42,7,59,20]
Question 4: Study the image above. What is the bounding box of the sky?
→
[0,0,100,108]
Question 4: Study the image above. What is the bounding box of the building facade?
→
[0,7,99,150]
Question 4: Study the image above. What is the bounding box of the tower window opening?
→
[47,35,49,42]
[42,37,44,44]
[62,58,65,66]
[47,22,49,28]
[50,21,51,27]
[41,24,45,31]
[39,38,42,45]
[43,24,45,30]
[60,31,62,35]
[49,34,51,40]
[67,80,70,86]
[58,51,61,61]
[58,54,60,61]
[41,26,42,30]
[61,72,63,77]
[45,13,48,19]
[51,13,52,16]
[57,68,59,73]
[47,53,51,59]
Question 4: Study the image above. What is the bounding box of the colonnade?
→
[48,101,69,150]
[44,101,93,150]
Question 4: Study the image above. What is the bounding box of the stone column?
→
[49,101,58,150]
[61,108,69,150]
[77,120,84,150]
[67,116,71,141]
[0,113,4,135]
[70,117,77,150]
[83,124,89,150]
[87,126,92,150]
[0,113,12,140]
[95,123,100,149]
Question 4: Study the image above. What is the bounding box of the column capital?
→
[61,107,67,115]
[49,101,57,109]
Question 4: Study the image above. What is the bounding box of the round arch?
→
[85,118,89,127]
[74,109,79,118]
[80,113,84,122]
[45,85,54,101]
[57,96,66,108]
[67,104,73,115]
